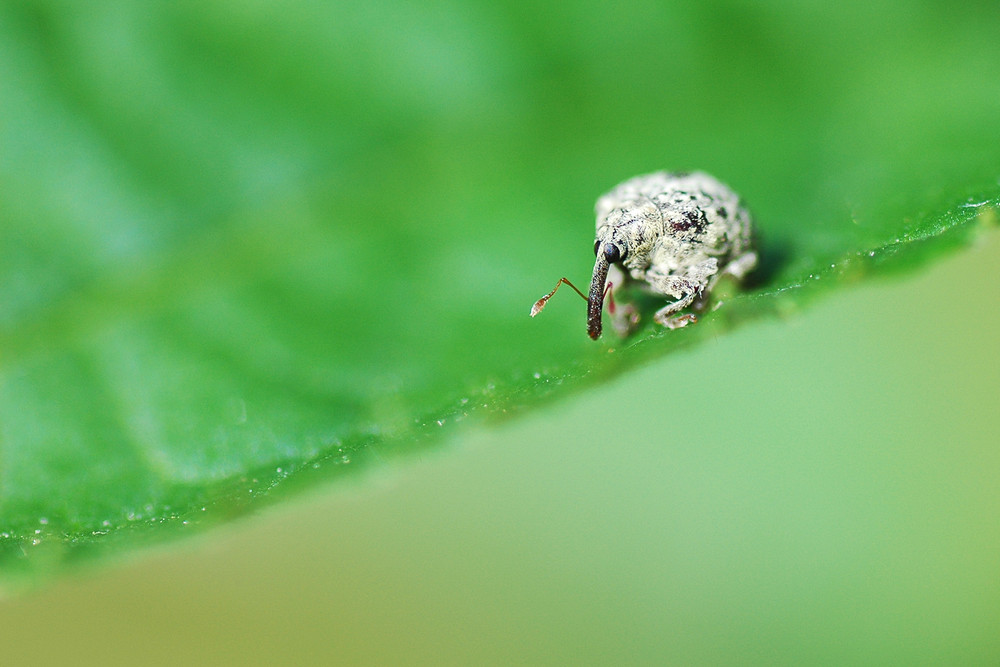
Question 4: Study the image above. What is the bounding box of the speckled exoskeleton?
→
[531,171,757,339]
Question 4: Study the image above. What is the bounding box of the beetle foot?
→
[657,313,698,330]
[611,303,640,337]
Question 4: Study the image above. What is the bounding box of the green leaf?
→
[1,0,999,577]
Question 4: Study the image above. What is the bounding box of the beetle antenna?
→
[530,277,587,317]
[531,278,616,322]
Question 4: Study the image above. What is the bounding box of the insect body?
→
[532,171,757,339]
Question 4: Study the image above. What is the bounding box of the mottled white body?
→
[594,171,756,336]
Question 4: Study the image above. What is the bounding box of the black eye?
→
[593,240,601,256]
[604,243,626,264]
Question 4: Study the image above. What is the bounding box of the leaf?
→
[1,1,999,578]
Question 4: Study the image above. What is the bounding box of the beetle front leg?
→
[607,263,640,336]
[647,259,717,329]
[651,287,700,329]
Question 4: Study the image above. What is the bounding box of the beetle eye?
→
[593,240,601,256]
[604,244,625,264]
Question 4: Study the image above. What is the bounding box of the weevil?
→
[531,171,757,339]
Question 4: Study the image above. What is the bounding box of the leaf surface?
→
[1,1,998,575]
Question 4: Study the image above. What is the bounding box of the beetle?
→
[531,171,757,339]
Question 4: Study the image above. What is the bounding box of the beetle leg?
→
[647,259,718,329]
[693,251,758,310]
[652,288,700,329]
[721,250,758,281]
[606,263,640,336]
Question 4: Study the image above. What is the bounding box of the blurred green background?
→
[1,0,999,662]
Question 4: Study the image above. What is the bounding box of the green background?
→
[1,0,999,662]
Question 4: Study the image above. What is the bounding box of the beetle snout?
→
[587,253,610,339]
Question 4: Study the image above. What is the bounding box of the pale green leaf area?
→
[1,0,999,575]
